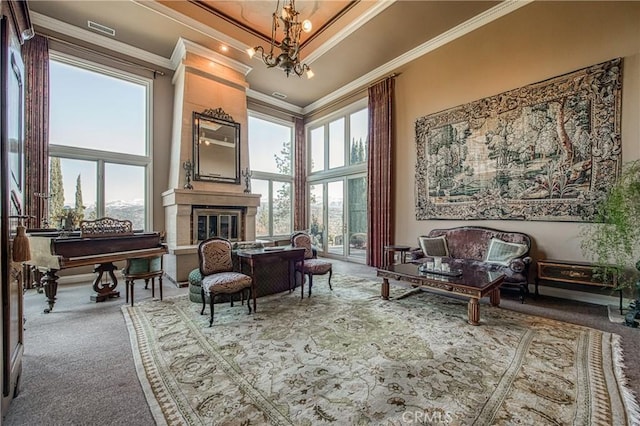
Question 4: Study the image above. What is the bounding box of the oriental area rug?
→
[122,275,640,425]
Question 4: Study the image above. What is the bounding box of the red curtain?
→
[367,78,395,267]
[293,117,307,231]
[22,34,49,229]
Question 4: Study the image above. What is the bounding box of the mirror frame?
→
[192,108,241,184]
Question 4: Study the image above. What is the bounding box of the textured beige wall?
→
[393,1,640,267]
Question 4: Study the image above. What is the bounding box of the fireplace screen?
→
[193,208,242,243]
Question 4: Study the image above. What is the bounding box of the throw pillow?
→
[418,235,449,257]
[485,238,528,266]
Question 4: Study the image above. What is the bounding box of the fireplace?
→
[161,188,261,286]
[193,207,243,243]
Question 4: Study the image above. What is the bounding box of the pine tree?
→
[74,174,85,227]
[49,157,65,227]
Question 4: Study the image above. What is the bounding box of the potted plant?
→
[581,160,640,326]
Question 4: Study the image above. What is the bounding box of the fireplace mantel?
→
[162,188,260,247]
[162,188,260,210]
[161,188,261,285]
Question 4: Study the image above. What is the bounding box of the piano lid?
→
[27,231,163,262]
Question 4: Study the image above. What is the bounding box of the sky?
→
[50,59,368,207]
[49,60,146,205]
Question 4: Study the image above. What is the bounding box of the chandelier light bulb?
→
[246,47,256,58]
[302,19,312,33]
[306,68,314,79]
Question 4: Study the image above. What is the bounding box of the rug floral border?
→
[415,58,623,222]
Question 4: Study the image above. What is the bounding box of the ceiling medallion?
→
[247,0,314,79]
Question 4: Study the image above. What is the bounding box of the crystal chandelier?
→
[247,0,314,78]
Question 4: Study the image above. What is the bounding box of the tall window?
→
[307,99,368,260]
[248,113,294,238]
[48,53,152,230]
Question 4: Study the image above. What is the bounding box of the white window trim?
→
[306,97,368,183]
[48,51,154,229]
[248,110,295,238]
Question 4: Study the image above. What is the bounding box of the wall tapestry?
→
[415,58,622,221]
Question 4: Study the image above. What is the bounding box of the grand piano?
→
[26,218,168,313]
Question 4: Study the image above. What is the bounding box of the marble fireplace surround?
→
[161,188,261,286]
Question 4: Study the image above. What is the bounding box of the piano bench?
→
[123,257,164,306]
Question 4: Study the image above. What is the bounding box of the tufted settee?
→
[410,226,532,302]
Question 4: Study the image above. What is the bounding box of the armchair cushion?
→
[201,272,252,294]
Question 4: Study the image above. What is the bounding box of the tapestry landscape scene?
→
[415,58,622,221]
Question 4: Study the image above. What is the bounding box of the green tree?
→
[74,174,85,226]
[49,157,65,227]
[273,142,292,234]
[348,138,367,240]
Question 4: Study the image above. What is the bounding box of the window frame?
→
[48,51,154,230]
[306,97,368,182]
[247,110,295,238]
[306,98,368,261]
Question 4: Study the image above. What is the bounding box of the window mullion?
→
[97,160,105,219]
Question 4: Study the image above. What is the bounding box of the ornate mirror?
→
[192,108,240,184]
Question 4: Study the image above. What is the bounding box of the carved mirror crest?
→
[192,108,240,184]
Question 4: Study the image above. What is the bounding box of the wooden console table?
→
[535,259,622,312]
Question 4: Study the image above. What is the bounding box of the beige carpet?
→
[122,275,640,425]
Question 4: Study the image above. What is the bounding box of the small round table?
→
[383,245,411,268]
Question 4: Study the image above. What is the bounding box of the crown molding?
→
[171,37,252,75]
[30,11,174,70]
[246,89,304,115]
[304,0,396,65]
[302,0,533,114]
[132,0,248,54]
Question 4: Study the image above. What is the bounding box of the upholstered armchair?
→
[291,231,332,297]
[198,237,253,326]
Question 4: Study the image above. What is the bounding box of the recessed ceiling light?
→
[220,45,229,52]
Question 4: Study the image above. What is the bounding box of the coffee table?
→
[377,263,505,325]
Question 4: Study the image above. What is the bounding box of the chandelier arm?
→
[249,0,312,78]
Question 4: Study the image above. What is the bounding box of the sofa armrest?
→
[508,256,532,273]
[409,247,424,261]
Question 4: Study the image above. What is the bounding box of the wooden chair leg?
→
[328,269,333,290]
[308,273,314,297]
[200,287,206,315]
[209,293,215,327]
[297,270,304,299]
[246,287,252,314]
[159,276,163,301]
[150,278,154,298]
[125,280,131,305]
[144,278,149,290]
[129,281,134,307]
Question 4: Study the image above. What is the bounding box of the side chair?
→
[198,237,253,326]
[291,231,333,297]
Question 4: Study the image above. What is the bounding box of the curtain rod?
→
[40,32,166,78]
[368,72,399,88]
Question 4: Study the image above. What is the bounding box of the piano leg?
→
[42,269,59,314]
[90,262,120,302]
